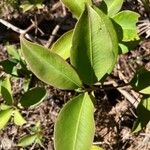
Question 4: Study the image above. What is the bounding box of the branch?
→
[0,19,34,41]
[0,19,24,34]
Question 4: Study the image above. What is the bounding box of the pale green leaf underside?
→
[14,109,26,126]
[6,45,20,60]
[113,10,140,41]
[0,108,13,129]
[61,0,92,18]
[18,134,37,147]
[71,5,118,85]
[119,43,129,54]
[50,30,73,60]
[20,37,82,90]
[104,0,123,16]
[54,93,95,150]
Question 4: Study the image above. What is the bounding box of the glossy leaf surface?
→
[61,0,92,18]
[130,68,150,94]
[113,10,140,41]
[0,108,13,129]
[20,37,82,90]
[1,76,14,105]
[71,5,118,85]
[104,0,123,16]
[50,30,73,60]
[54,93,95,150]
[20,87,46,108]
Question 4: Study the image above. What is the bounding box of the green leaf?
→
[71,5,118,85]
[20,37,82,90]
[132,96,150,133]
[61,0,92,18]
[50,30,73,60]
[130,68,150,94]
[20,3,34,12]
[13,109,26,126]
[91,145,103,150]
[0,108,13,129]
[54,93,95,150]
[0,59,18,75]
[119,40,140,54]
[22,78,31,92]
[1,76,14,105]
[20,87,46,108]
[132,119,142,133]
[119,43,129,54]
[6,45,20,60]
[18,134,37,147]
[35,4,44,9]
[113,10,140,41]
[103,0,123,16]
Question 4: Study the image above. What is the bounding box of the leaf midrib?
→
[72,94,86,150]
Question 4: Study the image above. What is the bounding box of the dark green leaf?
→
[50,30,73,60]
[20,87,46,108]
[132,96,150,133]
[61,0,92,18]
[20,37,82,90]
[0,108,13,129]
[1,76,14,105]
[130,68,150,94]
[71,5,118,85]
[54,93,95,150]
[0,59,18,75]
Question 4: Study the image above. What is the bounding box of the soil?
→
[0,0,150,150]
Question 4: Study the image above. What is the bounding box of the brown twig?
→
[45,2,67,48]
[45,24,60,48]
[0,19,34,41]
